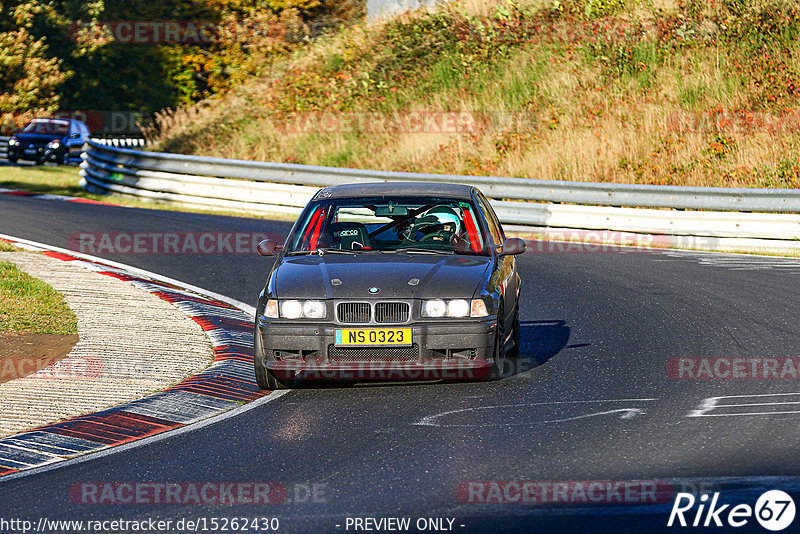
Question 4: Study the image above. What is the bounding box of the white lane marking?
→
[660,248,800,261]
[687,393,800,417]
[692,411,800,417]
[414,398,656,427]
[0,390,289,483]
[658,250,800,273]
[716,401,800,408]
[0,233,284,483]
[0,232,256,318]
[0,442,61,459]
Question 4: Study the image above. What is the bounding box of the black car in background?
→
[6,118,90,165]
[254,182,525,389]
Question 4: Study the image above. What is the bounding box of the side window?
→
[475,193,503,245]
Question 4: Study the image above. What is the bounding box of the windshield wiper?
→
[393,247,454,255]
[286,249,357,256]
[317,248,361,255]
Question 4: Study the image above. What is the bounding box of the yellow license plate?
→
[335,328,412,346]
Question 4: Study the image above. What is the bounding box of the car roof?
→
[29,118,70,124]
[313,182,476,201]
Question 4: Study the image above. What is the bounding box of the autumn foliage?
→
[0,0,363,134]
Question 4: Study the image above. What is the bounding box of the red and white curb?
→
[0,234,280,480]
[0,187,127,207]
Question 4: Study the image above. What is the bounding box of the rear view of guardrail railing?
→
[91,137,148,148]
[79,140,800,250]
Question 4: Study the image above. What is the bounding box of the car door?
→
[474,192,518,328]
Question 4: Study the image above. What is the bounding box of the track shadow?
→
[291,319,578,387]
[502,319,576,377]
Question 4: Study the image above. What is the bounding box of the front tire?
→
[487,307,506,380]
[507,309,520,360]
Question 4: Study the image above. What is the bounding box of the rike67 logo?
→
[668,490,796,531]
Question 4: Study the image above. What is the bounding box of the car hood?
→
[273,253,491,300]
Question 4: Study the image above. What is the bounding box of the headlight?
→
[276,299,327,319]
[8,138,19,146]
[447,299,470,317]
[47,140,61,148]
[422,299,483,318]
[280,300,303,319]
[303,300,326,319]
[421,300,447,317]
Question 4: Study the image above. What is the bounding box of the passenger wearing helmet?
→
[405,206,463,244]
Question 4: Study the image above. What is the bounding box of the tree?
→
[0,27,66,133]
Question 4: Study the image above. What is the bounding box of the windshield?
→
[22,120,69,135]
[286,196,488,255]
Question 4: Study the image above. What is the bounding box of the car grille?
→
[375,302,410,323]
[337,302,371,323]
[337,301,410,324]
[328,344,419,362]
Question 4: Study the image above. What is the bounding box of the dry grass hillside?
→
[148,0,800,188]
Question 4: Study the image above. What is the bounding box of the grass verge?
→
[0,165,295,220]
[0,259,78,335]
[0,241,24,252]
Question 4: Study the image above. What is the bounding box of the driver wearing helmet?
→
[405,206,463,245]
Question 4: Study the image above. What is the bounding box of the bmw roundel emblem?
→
[368,287,380,294]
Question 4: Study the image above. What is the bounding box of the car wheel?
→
[507,309,520,360]
[253,324,295,390]
[34,158,44,165]
[487,306,506,380]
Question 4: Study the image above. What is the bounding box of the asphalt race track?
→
[2,194,800,533]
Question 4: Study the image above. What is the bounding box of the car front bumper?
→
[257,317,497,380]
[8,147,45,161]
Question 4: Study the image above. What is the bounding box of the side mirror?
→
[257,239,284,256]
[498,237,526,256]
[69,133,80,139]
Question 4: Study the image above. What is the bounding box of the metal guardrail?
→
[80,140,800,212]
[78,140,800,246]
[0,136,8,160]
[91,138,148,148]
